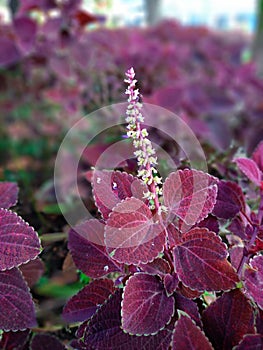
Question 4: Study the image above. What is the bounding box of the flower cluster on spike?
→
[124,67,163,212]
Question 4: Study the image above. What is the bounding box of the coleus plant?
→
[64,68,263,349]
[0,182,42,346]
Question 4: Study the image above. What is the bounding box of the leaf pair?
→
[0,182,41,331]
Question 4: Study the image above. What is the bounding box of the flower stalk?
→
[124,67,163,213]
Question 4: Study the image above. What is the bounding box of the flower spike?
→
[124,67,163,212]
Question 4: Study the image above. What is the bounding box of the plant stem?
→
[237,226,258,277]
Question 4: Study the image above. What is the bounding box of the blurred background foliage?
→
[0,0,263,331]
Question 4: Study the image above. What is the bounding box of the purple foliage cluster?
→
[64,141,263,349]
[62,70,263,349]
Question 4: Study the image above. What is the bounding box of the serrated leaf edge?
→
[0,181,19,209]
[62,278,114,323]
[0,208,41,272]
[163,169,219,226]
[79,289,118,344]
[170,312,214,350]
[120,272,175,336]
[105,197,165,265]
[69,218,123,277]
[173,228,240,293]
[91,170,146,220]
[1,267,37,332]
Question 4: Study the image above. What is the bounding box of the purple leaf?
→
[235,158,262,186]
[30,334,65,350]
[175,293,201,328]
[0,268,36,331]
[0,38,20,67]
[105,197,166,265]
[0,182,18,209]
[228,216,247,241]
[63,278,114,323]
[172,314,213,350]
[163,169,218,226]
[92,170,147,220]
[173,228,239,291]
[197,215,219,234]
[202,289,255,350]
[177,282,203,299]
[13,17,37,55]
[0,329,30,350]
[244,255,263,309]
[0,209,41,271]
[164,273,179,296]
[235,334,263,350]
[122,273,174,335]
[229,245,243,270]
[19,258,45,288]
[252,141,263,173]
[74,290,173,349]
[140,258,171,276]
[68,219,123,278]
[212,181,245,219]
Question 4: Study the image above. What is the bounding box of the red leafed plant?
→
[64,68,263,350]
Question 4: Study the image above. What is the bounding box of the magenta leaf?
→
[0,329,30,350]
[173,227,239,291]
[0,268,36,331]
[164,273,179,296]
[121,273,174,335]
[74,290,173,349]
[139,257,171,276]
[197,215,219,234]
[212,181,245,219]
[13,17,37,55]
[202,289,255,350]
[92,170,146,220]
[163,169,218,226]
[105,197,166,265]
[19,258,45,288]
[31,334,65,350]
[0,182,18,209]
[235,334,263,349]
[235,158,262,186]
[68,219,123,278]
[63,278,114,323]
[252,141,263,172]
[175,293,201,328]
[172,314,213,350]
[244,255,263,309]
[228,216,247,241]
[0,209,41,271]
